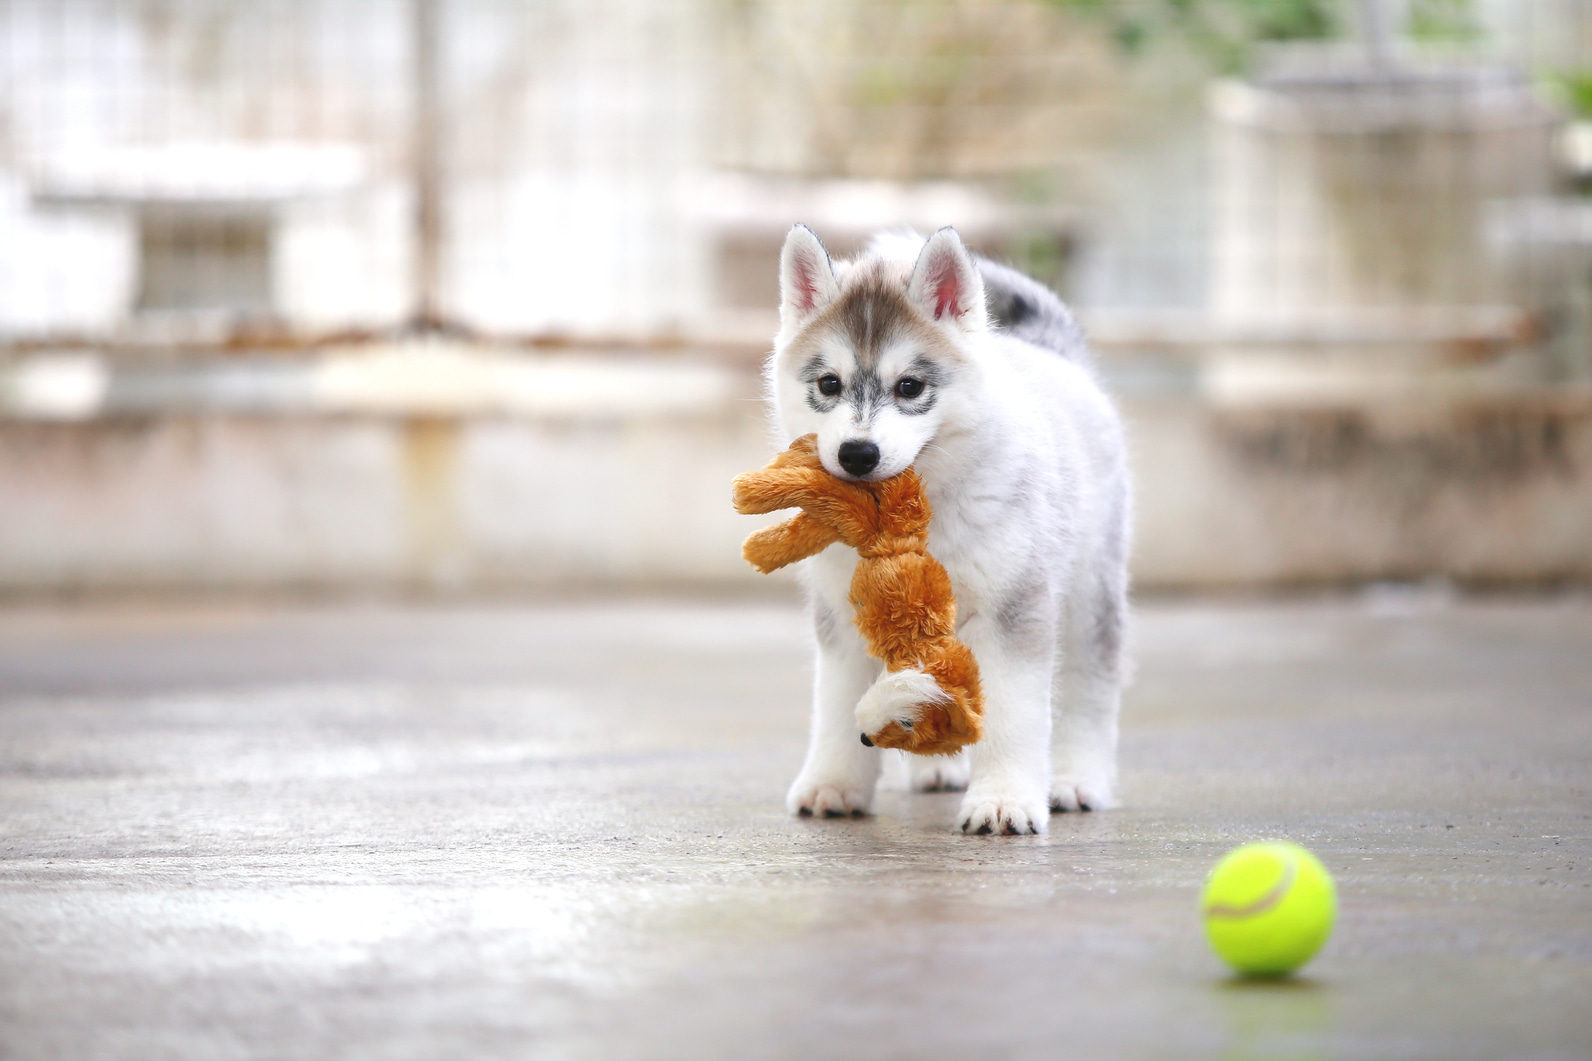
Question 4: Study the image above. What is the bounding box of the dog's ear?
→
[779,223,840,329]
[907,227,986,331]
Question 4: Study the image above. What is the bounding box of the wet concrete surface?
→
[0,592,1589,1060]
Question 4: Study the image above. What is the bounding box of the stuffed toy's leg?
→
[846,553,984,757]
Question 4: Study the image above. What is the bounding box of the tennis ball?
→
[1202,840,1336,978]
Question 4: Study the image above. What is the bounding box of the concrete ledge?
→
[1128,389,1592,588]
[0,408,778,594]
[2,348,1590,593]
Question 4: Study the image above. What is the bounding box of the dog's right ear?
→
[779,223,840,330]
[907,226,986,331]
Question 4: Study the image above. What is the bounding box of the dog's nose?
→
[837,440,880,477]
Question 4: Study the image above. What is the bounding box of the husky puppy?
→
[768,224,1131,836]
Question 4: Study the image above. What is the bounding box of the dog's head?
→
[770,224,987,482]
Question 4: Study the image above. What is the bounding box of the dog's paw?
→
[908,753,969,793]
[786,777,874,818]
[957,788,1047,836]
[1049,773,1115,814]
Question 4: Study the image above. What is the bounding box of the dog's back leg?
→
[1051,494,1130,813]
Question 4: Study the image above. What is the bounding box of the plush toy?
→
[731,434,984,756]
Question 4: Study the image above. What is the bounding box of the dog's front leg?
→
[786,598,882,817]
[954,615,1054,836]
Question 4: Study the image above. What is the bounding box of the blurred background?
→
[1,0,1589,595]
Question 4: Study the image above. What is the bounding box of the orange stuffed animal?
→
[731,434,984,756]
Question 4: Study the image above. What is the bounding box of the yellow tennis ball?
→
[1202,840,1336,977]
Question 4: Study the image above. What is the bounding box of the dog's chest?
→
[922,487,1011,615]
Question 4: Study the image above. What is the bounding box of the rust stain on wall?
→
[400,415,461,585]
[1219,405,1583,487]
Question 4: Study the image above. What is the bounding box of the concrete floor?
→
[0,592,1588,1060]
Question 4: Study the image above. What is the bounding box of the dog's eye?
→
[895,377,925,399]
[817,374,842,396]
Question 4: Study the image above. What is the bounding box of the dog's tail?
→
[976,257,1091,365]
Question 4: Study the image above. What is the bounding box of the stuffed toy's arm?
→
[732,436,842,573]
[740,513,839,574]
[731,434,882,566]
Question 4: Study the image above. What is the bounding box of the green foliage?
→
[1406,0,1482,44]
[1231,0,1337,42]
[1045,0,1340,73]
[1551,70,1592,118]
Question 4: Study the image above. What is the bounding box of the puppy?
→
[767,224,1131,835]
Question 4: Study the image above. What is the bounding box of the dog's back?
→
[976,258,1091,367]
[868,230,1090,365]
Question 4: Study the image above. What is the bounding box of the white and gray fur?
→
[768,223,1131,836]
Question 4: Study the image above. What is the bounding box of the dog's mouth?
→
[825,454,914,484]
[833,468,889,484]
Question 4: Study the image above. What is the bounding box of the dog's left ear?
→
[908,227,987,331]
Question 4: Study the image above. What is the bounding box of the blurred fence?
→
[0,0,1586,358]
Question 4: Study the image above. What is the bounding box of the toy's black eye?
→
[817,374,842,396]
[895,377,925,399]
